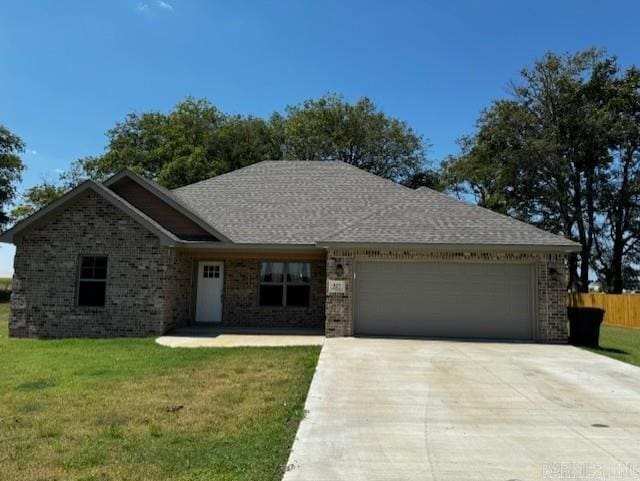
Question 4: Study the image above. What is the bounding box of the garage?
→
[354,262,534,340]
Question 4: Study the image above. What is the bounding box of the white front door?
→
[195,261,224,323]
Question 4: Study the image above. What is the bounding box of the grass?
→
[587,324,640,367]
[0,277,11,303]
[0,302,320,481]
[0,276,11,290]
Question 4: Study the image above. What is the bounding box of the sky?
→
[1,0,639,274]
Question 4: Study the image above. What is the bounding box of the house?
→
[0,161,580,341]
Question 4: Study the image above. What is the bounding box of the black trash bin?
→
[567,307,605,347]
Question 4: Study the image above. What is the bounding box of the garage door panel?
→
[354,262,533,340]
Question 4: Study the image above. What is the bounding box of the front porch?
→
[167,246,328,333]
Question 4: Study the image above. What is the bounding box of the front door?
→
[195,261,224,323]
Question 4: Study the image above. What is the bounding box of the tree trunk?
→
[567,253,579,291]
[610,244,625,293]
[608,145,633,294]
[579,247,591,292]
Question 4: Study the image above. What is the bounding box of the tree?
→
[282,93,431,185]
[10,159,87,221]
[13,94,438,218]
[441,100,542,216]
[402,168,444,190]
[79,98,283,189]
[444,49,640,292]
[10,182,66,221]
[592,65,640,292]
[0,124,26,227]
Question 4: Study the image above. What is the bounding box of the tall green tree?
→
[282,93,434,185]
[444,49,640,292]
[80,98,283,188]
[592,64,640,292]
[0,125,26,227]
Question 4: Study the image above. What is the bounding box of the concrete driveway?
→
[283,338,640,481]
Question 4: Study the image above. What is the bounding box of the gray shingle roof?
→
[322,186,579,248]
[171,160,579,249]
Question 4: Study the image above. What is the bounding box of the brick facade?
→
[162,248,193,332]
[9,190,325,337]
[222,257,325,329]
[10,190,184,338]
[8,189,568,341]
[174,252,326,330]
[325,248,569,343]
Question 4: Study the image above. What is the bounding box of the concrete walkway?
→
[156,326,324,348]
[284,337,640,481]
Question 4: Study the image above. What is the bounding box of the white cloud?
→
[25,149,38,155]
[136,1,173,14]
[157,1,173,10]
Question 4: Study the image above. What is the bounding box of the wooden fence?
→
[567,292,640,328]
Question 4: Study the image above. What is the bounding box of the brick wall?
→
[536,259,569,343]
[223,258,325,329]
[325,248,569,343]
[10,190,171,338]
[177,252,326,329]
[161,248,192,332]
[11,191,325,337]
[325,255,353,337]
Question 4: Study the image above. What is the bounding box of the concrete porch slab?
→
[156,326,325,348]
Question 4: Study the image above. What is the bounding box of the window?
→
[78,256,108,306]
[203,265,220,278]
[259,262,311,307]
[259,262,284,306]
[286,262,311,307]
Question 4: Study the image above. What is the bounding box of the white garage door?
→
[354,262,534,340]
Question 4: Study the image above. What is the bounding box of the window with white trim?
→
[203,265,220,278]
[259,262,311,307]
[78,256,108,306]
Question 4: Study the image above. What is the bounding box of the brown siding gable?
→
[107,176,218,241]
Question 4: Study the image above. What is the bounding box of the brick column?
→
[325,251,353,337]
[536,257,569,343]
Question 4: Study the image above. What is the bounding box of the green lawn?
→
[0,277,11,302]
[0,302,320,481]
[587,325,640,367]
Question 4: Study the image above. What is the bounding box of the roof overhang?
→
[315,241,582,254]
[0,180,182,246]
[103,169,232,242]
[175,242,322,251]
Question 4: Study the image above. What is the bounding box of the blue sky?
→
[1,0,639,273]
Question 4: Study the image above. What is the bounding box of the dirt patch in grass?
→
[0,304,320,481]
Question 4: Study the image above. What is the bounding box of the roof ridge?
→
[172,159,413,193]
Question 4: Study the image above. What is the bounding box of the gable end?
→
[108,176,217,241]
